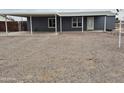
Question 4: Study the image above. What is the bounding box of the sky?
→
[0,0,123,9]
[0,0,124,20]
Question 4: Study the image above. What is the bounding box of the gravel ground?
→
[0,32,124,83]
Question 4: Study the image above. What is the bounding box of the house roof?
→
[58,11,115,16]
[0,9,115,17]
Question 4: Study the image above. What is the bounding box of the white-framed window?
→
[72,17,82,28]
[48,18,55,28]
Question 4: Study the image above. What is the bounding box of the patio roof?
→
[0,9,115,16]
[0,9,57,16]
[58,11,115,16]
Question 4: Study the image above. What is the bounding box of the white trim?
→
[18,21,21,31]
[104,16,107,32]
[0,10,115,16]
[82,16,84,32]
[58,11,115,16]
[5,15,8,35]
[30,16,33,35]
[60,16,62,32]
[119,21,122,48]
[21,17,23,31]
[48,18,55,28]
[72,17,82,28]
[55,14,57,34]
[18,21,20,31]
[72,26,82,28]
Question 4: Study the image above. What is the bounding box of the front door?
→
[87,17,94,31]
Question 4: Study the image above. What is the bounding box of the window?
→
[48,18,55,28]
[72,17,82,28]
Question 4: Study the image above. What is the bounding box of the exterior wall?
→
[27,16,61,32]
[27,18,30,31]
[27,16,55,32]
[94,16,105,30]
[83,17,87,30]
[57,16,60,32]
[27,16,82,32]
[62,17,82,31]
[27,15,115,32]
[106,16,115,30]
[94,16,115,31]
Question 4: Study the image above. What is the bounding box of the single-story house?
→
[0,9,115,34]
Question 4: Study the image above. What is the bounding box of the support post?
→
[30,16,33,35]
[21,17,23,31]
[119,20,122,48]
[55,14,58,35]
[82,16,84,32]
[60,16,62,33]
[18,21,20,31]
[19,17,22,31]
[18,21,21,31]
[5,15,8,35]
[104,16,106,32]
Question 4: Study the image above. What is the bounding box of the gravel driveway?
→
[0,32,124,83]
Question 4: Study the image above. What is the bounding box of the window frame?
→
[72,17,82,28]
[48,18,55,28]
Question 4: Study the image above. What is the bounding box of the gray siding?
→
[57,16,60,32]
[27,16,61,32]
[83,17,87,30]
[94,16,115,30]
[94,16,105,30]
[27,15,115,32]
[62,17,82,31]
[27,17,30,31]
[27,16,55,32]
[106,16,115,30]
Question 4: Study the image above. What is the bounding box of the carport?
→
[0,10,59,35]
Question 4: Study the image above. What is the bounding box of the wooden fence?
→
[0,21,27,32]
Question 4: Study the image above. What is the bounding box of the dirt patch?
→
[0,32,124,83]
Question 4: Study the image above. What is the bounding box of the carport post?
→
[21,17,23,31]
[60,16,62,32]
[119,20,122,48]
[30,16,33,35]
[82,16,84,32]
[55,14,58,35]
[18,21,21,31]
[5,15,8,35]
[104,16,107,32]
